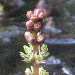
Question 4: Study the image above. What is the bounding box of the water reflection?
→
[46,56,61,65]
[45,39,75,44]
[44,56,73,75]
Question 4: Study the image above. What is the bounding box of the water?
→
[44,56,74,75]
[45,39,75,44]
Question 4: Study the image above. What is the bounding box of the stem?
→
[33,31,39,75]
[33,32,38,54]
[33,62,39,75]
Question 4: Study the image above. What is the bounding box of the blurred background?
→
[0,0,75,75]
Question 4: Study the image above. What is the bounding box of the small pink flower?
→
[37,35,46,43]
[28,37,36,44]
[30,14,38,22]
[26,20,34,30]
[26,11,34,19]
[24,31,31,40]
[34,22,42,31]
[34,9,40,14]
[38,12,44,20]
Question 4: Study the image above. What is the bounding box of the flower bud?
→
[24,31,31,39]
[28,37,36,44]
[34,22,42,31]
[26,11,34,19]
[38,12,44,20]
[34,9,40,14]
[26,20,34,30]
[30,14,38,22]
[37,35,46,43]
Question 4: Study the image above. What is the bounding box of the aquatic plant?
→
[20,8,49,75]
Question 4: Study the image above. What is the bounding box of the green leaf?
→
[39,67,49,75]
[25,60,31,63]
[23,45,29,53]
[25,67,33,74]
[41,44,48,51]
[20,52,28,58]
[43,52,49,58]
[28,43,33,50]
[23,44,33,54]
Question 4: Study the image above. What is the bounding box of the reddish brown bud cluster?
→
[24,31,46,44]
[26,9,44,22]
[26,20,45,32]
[25,9,46,44]
[26,9,45,32]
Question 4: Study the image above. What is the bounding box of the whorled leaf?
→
[28,43,33,50]
[39,67,49,75]
[23,45,30,54]
[40,44,49,57]
[43,52,49,58]
[25,66,49,75]
[41,44,48,51]
[20,52,28,58]
[25,66,34,75]
[19,43,34,63]
[35,54,43,61]
[20,43,49,63]
[23,43,33,54]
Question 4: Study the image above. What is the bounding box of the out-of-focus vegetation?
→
[0,0,75,75]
